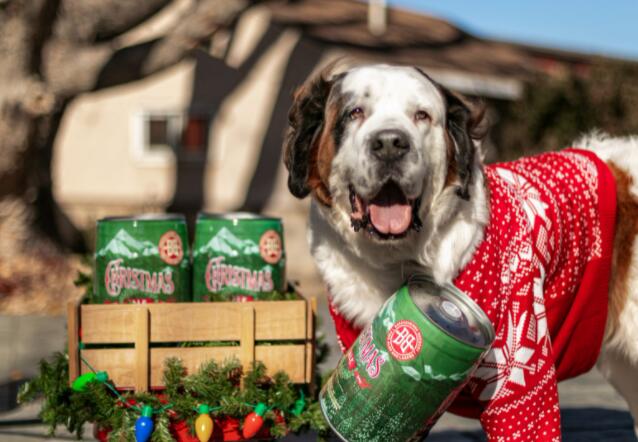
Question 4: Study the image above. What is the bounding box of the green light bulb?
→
[71,371,108,391]
[72,372,96,391]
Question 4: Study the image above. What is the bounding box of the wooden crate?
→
[67,298,316,392]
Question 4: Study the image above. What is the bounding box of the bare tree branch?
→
[43,0,252,96]
[0,0,58,78]
[29,0,60,74]
[53,0,172,44]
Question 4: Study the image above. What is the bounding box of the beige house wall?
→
[52,8,300,226]
[204,29,301,212]
[53,61,192,222]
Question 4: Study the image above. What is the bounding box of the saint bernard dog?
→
[283,63,638,439]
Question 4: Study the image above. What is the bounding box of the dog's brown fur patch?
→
[440,96,489,192]
[307,96,342,207]
[283,66,336,201]
[606,162,638,339]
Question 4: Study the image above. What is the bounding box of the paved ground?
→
[1,313,636,441]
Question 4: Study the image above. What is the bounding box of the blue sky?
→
[392,1,638,60]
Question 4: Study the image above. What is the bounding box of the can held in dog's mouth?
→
[94,214,191,303]
[192,212,286,301]
[319,274,495,442]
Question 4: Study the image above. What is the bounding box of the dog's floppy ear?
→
[441,87,487,200]
[283,68,336,199]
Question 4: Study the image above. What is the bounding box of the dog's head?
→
[284,64,486,250]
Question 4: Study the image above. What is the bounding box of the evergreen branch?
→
[20,351,330,439]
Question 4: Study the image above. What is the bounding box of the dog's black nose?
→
[370,129,410,161]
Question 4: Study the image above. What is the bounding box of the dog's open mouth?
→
[349,181,422,239]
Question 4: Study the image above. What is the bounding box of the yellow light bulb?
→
[195,406,214,442]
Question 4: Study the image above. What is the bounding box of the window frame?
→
[131,110,183,166]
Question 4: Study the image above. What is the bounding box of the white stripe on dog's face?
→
[328,64,450,239]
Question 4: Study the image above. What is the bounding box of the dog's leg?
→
[597,349,638,437]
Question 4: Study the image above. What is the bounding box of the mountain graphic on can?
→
[93,214,191,303]
[192,212,286,301]
[320,274,495,442]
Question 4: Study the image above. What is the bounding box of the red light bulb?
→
[242,403,267,439]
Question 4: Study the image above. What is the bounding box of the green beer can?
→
[320,274,495,442]
[93,214,191,303]
[192,213,286,301]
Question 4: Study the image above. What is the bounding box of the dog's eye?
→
[414,110,430,122]
[349,107,364,120]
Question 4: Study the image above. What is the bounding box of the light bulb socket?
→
[96,371,108,383]
[141,405,154,418]
[254,403,268,416]
[198,404,210,414]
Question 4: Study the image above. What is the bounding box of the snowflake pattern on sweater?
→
[328,149,617,442]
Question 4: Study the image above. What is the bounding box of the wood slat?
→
[305,297,317,385]
[81,349,136,388]
[147,303,241,342]
[67,301,80,386]
[253,301,307,340]
[147,301,307,341]
[82,301,308,344]
[255,345,307,383]
[135,307,149,392]
[81,305,139,344]
[240,304,255,388]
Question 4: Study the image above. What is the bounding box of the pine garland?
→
[18,353,329,440]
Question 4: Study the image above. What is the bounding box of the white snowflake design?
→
[474,311,536,401]
[533,264,548,345]
[496,168,549,230]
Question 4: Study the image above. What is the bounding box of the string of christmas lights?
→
[72,355,309,441]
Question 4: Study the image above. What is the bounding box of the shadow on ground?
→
[0,406,635,441]
[425,408,637,442]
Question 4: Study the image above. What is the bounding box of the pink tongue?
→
[369,203,412,235]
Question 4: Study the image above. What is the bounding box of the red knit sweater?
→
[328,149,617,441]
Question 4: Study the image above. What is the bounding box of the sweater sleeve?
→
[479,356,562,442]
[328,297,362,353]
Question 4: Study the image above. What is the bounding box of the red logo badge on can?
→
[259,230,282,264]
[158,230,183,265]
[386,320,423,361]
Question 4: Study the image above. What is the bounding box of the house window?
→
[147,116,171,151]
[132,112,209,164]
[145,114,181,153]
[132,112,182,165]
[181,116,209,154]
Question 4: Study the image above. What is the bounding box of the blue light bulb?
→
[135,405,154,442]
